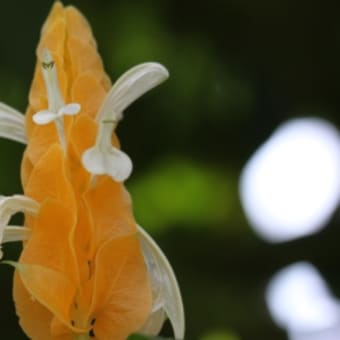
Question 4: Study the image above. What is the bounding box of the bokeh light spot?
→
[240,118,340,242]
[266,262,340,336]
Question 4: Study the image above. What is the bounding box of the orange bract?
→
[14,2,152,339]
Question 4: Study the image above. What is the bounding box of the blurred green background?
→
[1,0,340,339]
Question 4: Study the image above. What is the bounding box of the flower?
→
[0,2,184,339]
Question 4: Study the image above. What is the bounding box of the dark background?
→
[1,0,340,339]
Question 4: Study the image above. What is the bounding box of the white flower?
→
[82,62,169,182]
[31,49,81,150]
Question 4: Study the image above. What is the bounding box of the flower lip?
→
[82,144,132,182]
[33,103,81,125]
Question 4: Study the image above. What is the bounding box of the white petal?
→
[0,102,26,144]
[0,123,27,144]
[32,110,58,125]
[139,308,167,336]
[138,225,185,340]
[0,102,25,123]
[0,195,39,227]
[0,195,39,259]
[82,146,132,182]
[2,226,31,243]
[59,103,81,116]
[82,147,108,174]
[0,225,30,267]
[97,62,169,121]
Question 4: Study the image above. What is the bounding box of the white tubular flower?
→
[82,62,169,182]
[138,225,185,340]
[0,102,26,144]
[32,49,81,150]
[0,195,39,259]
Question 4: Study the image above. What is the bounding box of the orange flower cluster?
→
[0,2,184,339]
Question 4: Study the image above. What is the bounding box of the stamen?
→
[82,62,169,182]
[41,49,63,113]
[42,60,54,70]
[32,49,81,151]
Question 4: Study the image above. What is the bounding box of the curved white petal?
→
[0,102,26,144]
[1,226,31,244]
[0,195,39,226]
[139,307,167,336]
[33,110,58,125]
[138,225,185,340]
[82,146,132,182]
[97,62,169,122]
[60,103,81,116]
[0,226,31,260]
[0,195,39,259]
[0,123,27,144]
[0,102,25,123]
